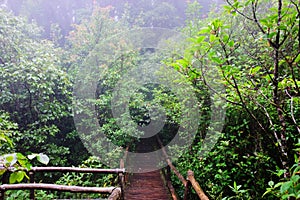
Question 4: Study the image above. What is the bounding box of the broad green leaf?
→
[9,171,25,183]
[28,154,37,160]
[196,36,206,43]
[37,153,49,165]
[5,153,17,166]
[291,175,300,183]
[198,27,210,34]
[267,32,277,39]
[228,40,234,47]
[210,34,218,43]
[211,56,223,64]
[17,171,25,182]
[280,181,292,193]
[250,66,261,74]
[16,153,26,160]
[0,169,6,176]
[294,54,300,63]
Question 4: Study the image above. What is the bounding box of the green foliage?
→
[0,152,49,184]
[169,0,299,199]
[264,143,300,199]
[0,111,18,153]
[222,181,251,200]
[264,163,300,199]
[0,8,74,167]
[0,1,299,199]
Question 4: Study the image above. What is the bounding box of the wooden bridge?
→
[0,136,209,200]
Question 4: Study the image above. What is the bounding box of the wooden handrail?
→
[31,167,125,174]
[0,184,121,200]
[156,136,187,186]
[0,166,125,174]
[156,136,209,200]
[0,166,125,200]
[0,184,117,193]
[119,146,129,200]
[187,170,209,200]
[161,165,179,200]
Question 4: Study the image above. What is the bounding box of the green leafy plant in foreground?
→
[0,111,50,184]
[264,143,300,199]
[264,163,300,199]
[222,181,251,200]
[1,153,49,184]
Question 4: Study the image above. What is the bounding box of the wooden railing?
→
[156,136,209,200]
[119,146,129,191]
[0,167,125,200]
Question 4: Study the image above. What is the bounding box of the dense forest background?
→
[0,0,299,199]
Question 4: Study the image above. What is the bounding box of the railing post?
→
[183,180,191,200]
[118,172,125,200]
[108,187,121,200]
[0,188,4,200]
[166,166,171,181]
[2,171,8,184]
[29,171,35,200]
[1,171,8,200]
[119,158,125,200]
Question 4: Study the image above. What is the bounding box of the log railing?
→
[0,167,125,200]
[119,146,129,194]
[156,136,209,200]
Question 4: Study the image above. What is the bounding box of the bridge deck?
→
[124,137,171,200]
[124,170,170,200]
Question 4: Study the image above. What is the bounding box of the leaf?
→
[16,153,26,160]
[0,169,6,176]
[210,34,218,42]
[9,171,25,183]
[5,153,17,166]
[228,40,234,47]
[28,154,37,160]
[9,172,18,184]
[211,56,223,64]
[291,175,300,183]
[233,181,237,189]
[274,182,283,188]
[262,189,273,197]
[280,181,292,193]
[198,27,210,34]
[177,59,189,68]
[16,171,25,182]
[37,153,49,165]
[267,32,277,39]
[196,36,206,43]
[250,66,261,74]
[268,180,274,187]
[294,54,300,64]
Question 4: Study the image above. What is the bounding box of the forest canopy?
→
[0,0,299,199]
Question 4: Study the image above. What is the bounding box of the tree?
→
[169,0,299,198]
[0,8,73,166]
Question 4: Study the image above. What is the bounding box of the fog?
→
[1,0,223,43]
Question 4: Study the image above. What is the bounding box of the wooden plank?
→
[0,183,119,194]
[187,170,209,200]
